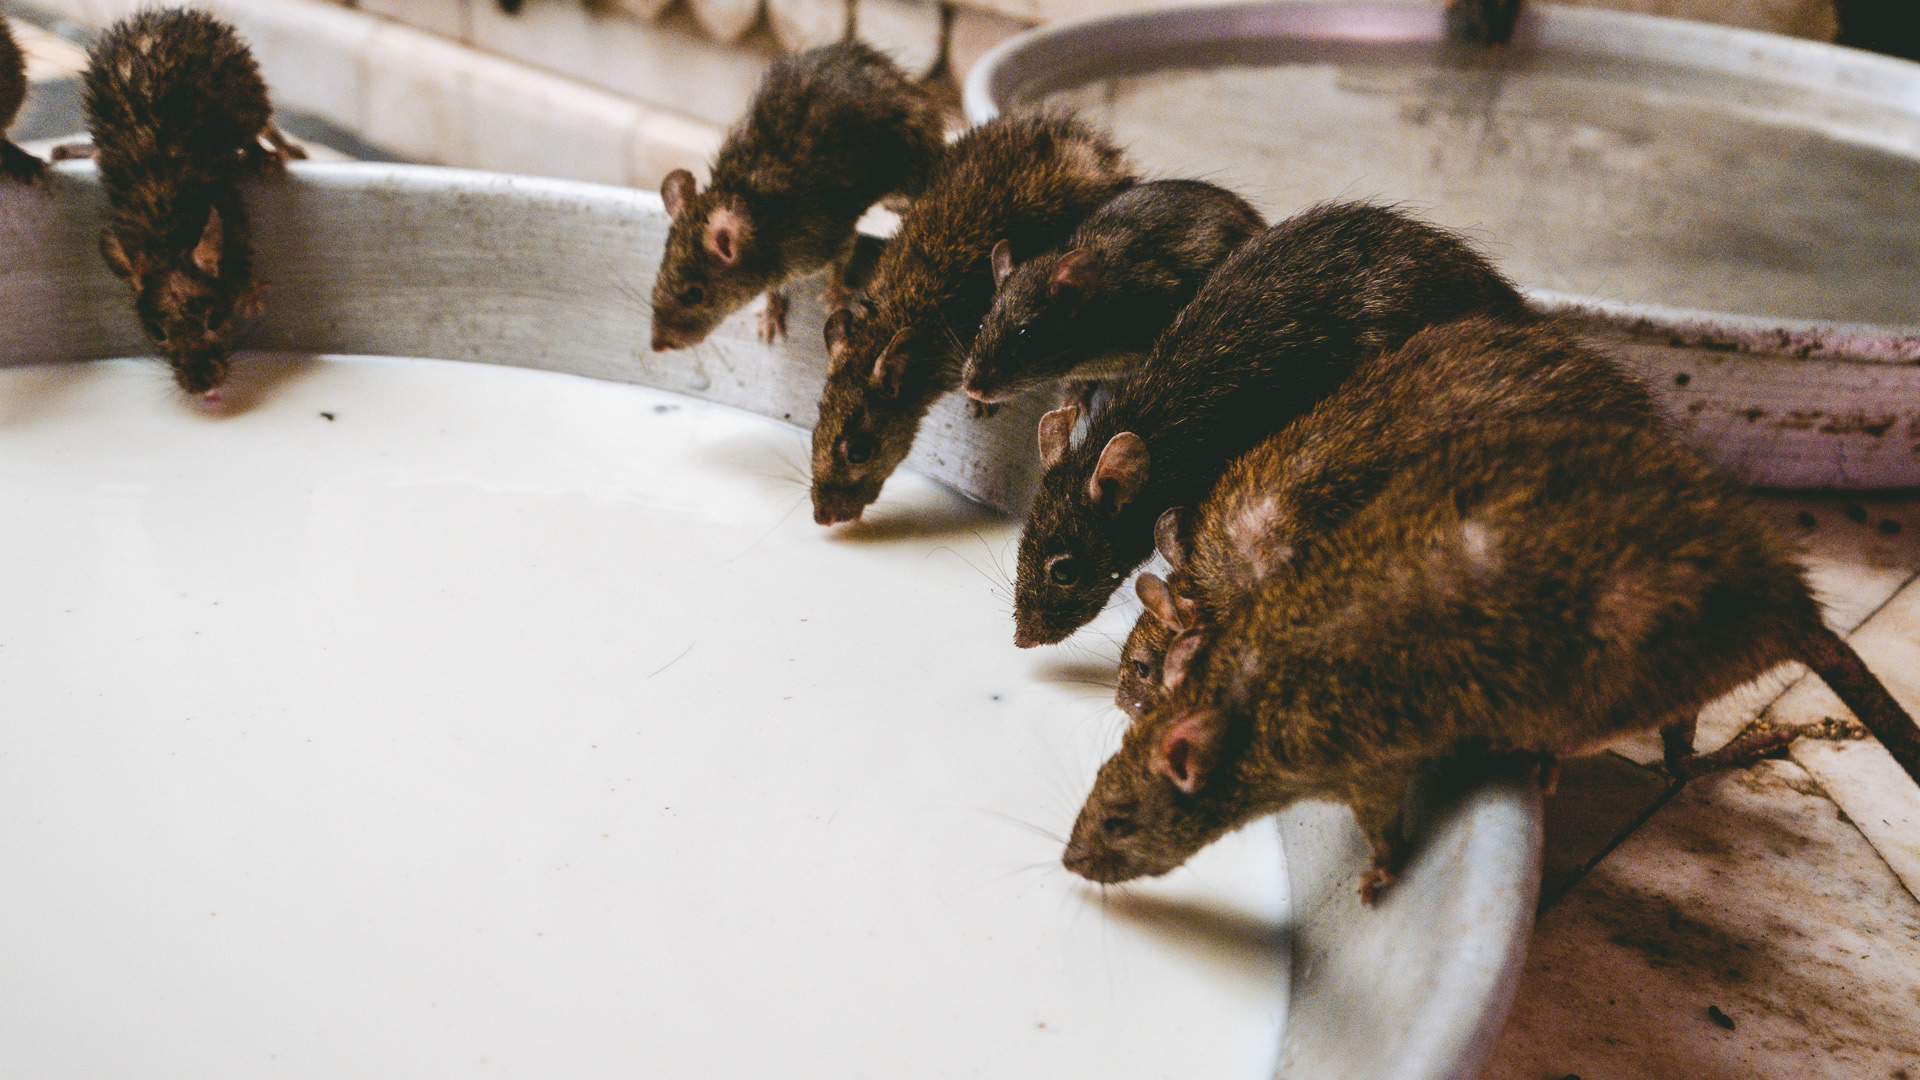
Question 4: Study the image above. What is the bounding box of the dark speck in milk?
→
[320,412,335,421]
[654,404,678,414]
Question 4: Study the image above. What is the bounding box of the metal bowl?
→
[967,1,1920,489]
[0,162,1544,1080]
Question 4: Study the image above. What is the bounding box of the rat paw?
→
[968,399,1000,420]
[757,292,790,344]
[0,141,45,183]
[1358,866,1399,906]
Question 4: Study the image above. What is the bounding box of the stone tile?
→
[608,0,675,20]
[1771,574,1920,901]
[686,0,765,43]
[8,16,86,81]
[855,0,944,78]
[946,3,1030,83]
[766,0,848,51]
[629,107,726,190]
[469,0,776,128]
[210,0,377,135]
[357,0,472,42]
[1486,760,1920,1080]
[1539,753,1673,906]
[461,50,642,185]
[359,22,472,165]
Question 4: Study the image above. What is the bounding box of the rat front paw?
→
[968,399,1000,420]
[1358,866,1398,906]
[758,292,790,344]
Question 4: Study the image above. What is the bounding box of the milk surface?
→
[0,355,1287,1078]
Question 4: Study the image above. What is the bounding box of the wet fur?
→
[649,42,948,350]
[1,18,44,182]
[1014,202,1527,646]
[85,9,287,394]
[1069,421,1920,894]
[962,179,1265,403]
[1116,316,1660,716]
[809,111,1135,524]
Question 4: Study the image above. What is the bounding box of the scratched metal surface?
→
[968,2,1920,490]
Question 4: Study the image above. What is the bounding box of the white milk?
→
[0,355,1287,1078]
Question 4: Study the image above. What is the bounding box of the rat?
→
[1012,201,1526,647]
[809,110,1135,525]
[1067,419,1920,903]
[82,8,304,397]
[1113,315,1660,718]
[960,179,1265,408]
[1,17,44,183]
[649,41,949,351]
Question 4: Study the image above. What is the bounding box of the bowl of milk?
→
[0,162,1541,1079]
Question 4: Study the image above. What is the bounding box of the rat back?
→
[1014,202,1526,645]
[964,179,1266,402]
[1117,316,1658,714]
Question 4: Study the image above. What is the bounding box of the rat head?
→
[961,240,1101,403]
[1066,659,1249,884]
[100,208,255,395]
[809,307,928,525]
[1013,407,1153,646]
[1115,561,1200,718]
[649,169,765,351]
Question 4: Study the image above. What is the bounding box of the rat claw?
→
[1358,866,1398,906]
[757,292,790,344]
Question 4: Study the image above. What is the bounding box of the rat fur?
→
[961,179,1265,406]
[1,17,44,182]
[1012,202,1525,647]
[1115,316,1659,717]
[1068,420,1920,901]
[649,42,948,351]
[809,111,1135,525]
[83,8,301,396]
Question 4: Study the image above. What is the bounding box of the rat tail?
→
[1803,622,1920,788]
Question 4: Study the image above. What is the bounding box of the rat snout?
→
[811,490,865,526]
[1062,839,1132,884]
[650,326,685,352]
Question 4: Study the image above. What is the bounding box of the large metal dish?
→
[0,162,1543,1080]
[967,1,1920,489]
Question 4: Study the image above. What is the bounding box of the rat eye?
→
[844,432,877,465]
[1047,553,1080,587]
[205,309,225,332]
[1102,816,1136,839]
[679,285,705,307]
[148,322,168,344]
[1130,659,1151,679]
[1016,325,1030,340]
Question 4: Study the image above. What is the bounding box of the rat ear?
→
[1154,507,1188,570]
[1161,627,1211,689]
[870,327,910,398]
[1153,707,1227,795]
[705,204,746,266]
[1135,573,1188,632]
[1037,404,1079,470]
[661,169,696,220]
[1049,249,1099,304]
[990,239,1015,288]
[823,307,854,362]
[192,207,224,277]
[99,228,140,282]
[1088,432,1149,514]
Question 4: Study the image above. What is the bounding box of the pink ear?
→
[823,308,853,361]
[1037,404,1078,469]
[1155,507,1187,569]
[1161,628,1210,689]
[990,239,1015,288]
[192,207,224,277]
[705,206,745,266]
[1049,249,1099,303]
[661,169,696,219]
[1152,708,1226,795]
[1088,432,1149,513]
[870,328,910,397]
[1135,573,1186,632]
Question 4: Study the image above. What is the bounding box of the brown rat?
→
[960,179,1265,407]
[1068,419,1920,902]
[83,9,303,397]
[1012,202,1525,647]
[1115,315,1660,717]
[649,42,948,351]
[809,111,1135,525]
[1,17,44,183]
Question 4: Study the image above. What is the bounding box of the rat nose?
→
[650,327,681,352]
